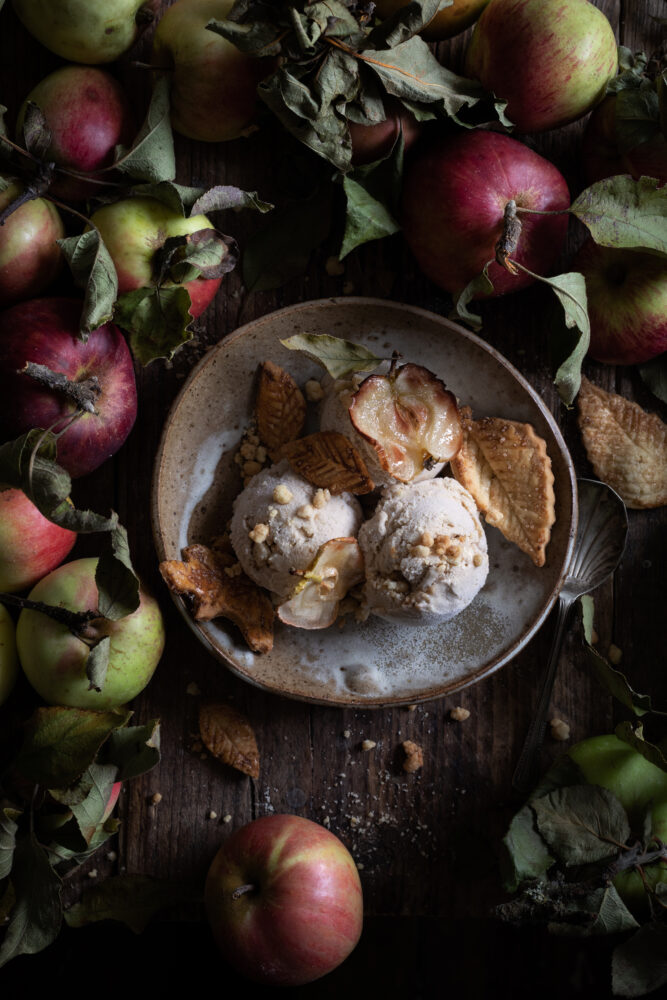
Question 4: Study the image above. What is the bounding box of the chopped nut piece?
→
[343,729,351,738]
[256,445,267,463]
[608,644,623,665]
[243,460,262,477]
[296,503,315,519]
[305,379,325,402]
[209,811,218,820]
[409,544,430,559]
[199,701,260,779]
[550,718,571,741]
[273,483,293,504]
[402,740,423,773]
[361,739,376,751]
[223,563,243,578]
[223,814,232,824]
[420,531,434,548]
[473,553,484,567]
[450,706,470,722]
[151,793,162,805]
[312,488,331,509]
[248,523,269,544]
[88,869,98,879]
[280,431,374,495]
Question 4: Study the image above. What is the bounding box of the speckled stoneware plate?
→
[152,298,578,707]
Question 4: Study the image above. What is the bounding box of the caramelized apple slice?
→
[349,363,462,482]
[277,538,364,630]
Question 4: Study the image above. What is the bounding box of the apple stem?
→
[514,206,570,217]
[231,883,257,900]
[495,200,522,275]
[0,163,56,227]
[21,362,101,415]
[0,592,101,640]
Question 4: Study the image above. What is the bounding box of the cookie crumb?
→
[273,484,293,505]
[450,707,470,722]
[151,792,162,806]
[550,718,571,741]
[361,739,376,751]
[209,810,218,820]
[223,814,232,824]
[305,379,325,402]
[343,729,351,739]
[402,740,423,772]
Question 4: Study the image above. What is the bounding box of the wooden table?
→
[2,2,665,995]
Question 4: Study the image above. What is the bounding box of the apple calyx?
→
[231,883,257,900]
[22,362,101,415]
[349,361,463,482]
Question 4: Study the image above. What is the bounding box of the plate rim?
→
[151,296,578,708]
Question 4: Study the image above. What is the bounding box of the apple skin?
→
[374,0,490,40]
[205,814,363,986]
[573,239,667,365]
[349,99,421,167]
[0,298,138,479]
[17,66,135,202]
[0,180,65,308]
[582,94,667,186]
[0,604,19,707]
[90,198,223,318]
[464,0,618,133]
[12,0,159,65]
[152,0,274,143]
[0,488,76,594]
[401,130,570,297]
[16,557,165,710]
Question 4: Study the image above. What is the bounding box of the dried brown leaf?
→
[159,543,274,654]
[451,408,555,567]
[199,701,259,779]
[280,431,375,495]
[255,360,306,455]
[577,377,667,509]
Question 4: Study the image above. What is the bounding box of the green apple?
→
[0,604,18,707]
[16,557,165,710]
[0,179,64,308]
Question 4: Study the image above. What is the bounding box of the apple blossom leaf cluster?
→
[280,333,382,378]
[64,874,199,934]
[0,706,160,969]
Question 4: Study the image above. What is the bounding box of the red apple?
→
[205,814,363,986]
[0,488,76,594]
[464,0,618,133]
[90,198,223,318]
[573,238,667,365]
[0,298,138,478]
[17,65,135,202]
[12,0,159,65]
[0,179,65,307]
[401,130,570,297]
[152,0,274,143]
[582,94,667,186]
[349,99,421,167]
[374,0,490,40]
[16,557,165,710]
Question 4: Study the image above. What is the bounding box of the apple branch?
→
[0,592,108,647]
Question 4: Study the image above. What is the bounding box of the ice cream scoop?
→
[358,477,488,625]
[230,460,363,600]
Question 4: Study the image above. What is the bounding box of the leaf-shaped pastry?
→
[450,408,555,567]
[198,702,259,779]
[280,431,375,495]
[255,360,306,456]
[577,377,667,509]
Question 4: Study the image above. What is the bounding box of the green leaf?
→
[206,15,285,57]
[612,923,667,998]
[57,229,118,339]
[570,176,667,255]
[129,180,203,216]
[638,353,667,404]
[64,875,198,934]
[615,721,667,773]
[534,271,589,405]
[550,884,640,937]
[0,833,62,969]
[103,721,160,781]
[85,636,111,693]
[364,0,451,48]
[95,524,140,621]
[339,175,400,258]
[501,804,554,893]
[189,185,273,217]
[115,76,175,184]
[166,229,237,284]
[0,807,21,881]
[615,85,661,153]
[533,785,630,866]
[280,333,382,378]
[453,265,494,329]
[69,763,118,844]
[19,101,51,160]
[16,706,130,789]
[114,285,194,365]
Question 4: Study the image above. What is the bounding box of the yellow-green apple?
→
[573,239,667,365]
[0,179,64,307]
[12,0,159,64]
[374,0,490,40]
[90,197,224,317]
[582,94,667,186]
[0,298,137,478]
[401,130,570,297]
[17,66,135,202]
[205,814,363,986]
[349,99,421,167]
[0,604,19,706]
[0,488,76,593]
[16,557,165,710]
[152,0,273,143]
[465,0,618,132]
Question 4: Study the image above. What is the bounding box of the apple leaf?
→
[114,76,175,184]
[0,807,21,881]
[114,285,194,365]
[453,266,494,330]
[16,706,131,789]
[165,229,238,284]
[615,84,661,153]
[68,763,118,843]
[64,874,198,934]
[496,880,638,936]
[102,720,160,781]
[19,101,51,161]
[0,105,6,137]
[638,354,667,404]
[612,924,667,998]
[530,270,589,405]
[57,229,118,339]
[86,635,111,693]
[365,0,451,48]
[532,785,630,867]
[280,333,382,378]
[0,832,62,970]
[615,721,667,774]
[189,184,273,217]
[207,15,286,57]
[339,175,400,259]
[501,804,554,893]
[129,180,206,216]
[570,176,667,255]
[96,524,140,621]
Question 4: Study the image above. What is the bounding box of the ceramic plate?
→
[151,298,577,707]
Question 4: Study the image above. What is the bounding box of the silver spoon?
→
[512,478,628,795]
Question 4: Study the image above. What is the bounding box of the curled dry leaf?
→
[451,408,555,567]
[402,740,424,773]
[199,701,259,779]
[159,542,274,654]
[255,360,306,457]
[280,431,375,495]
[577,377,667,509]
